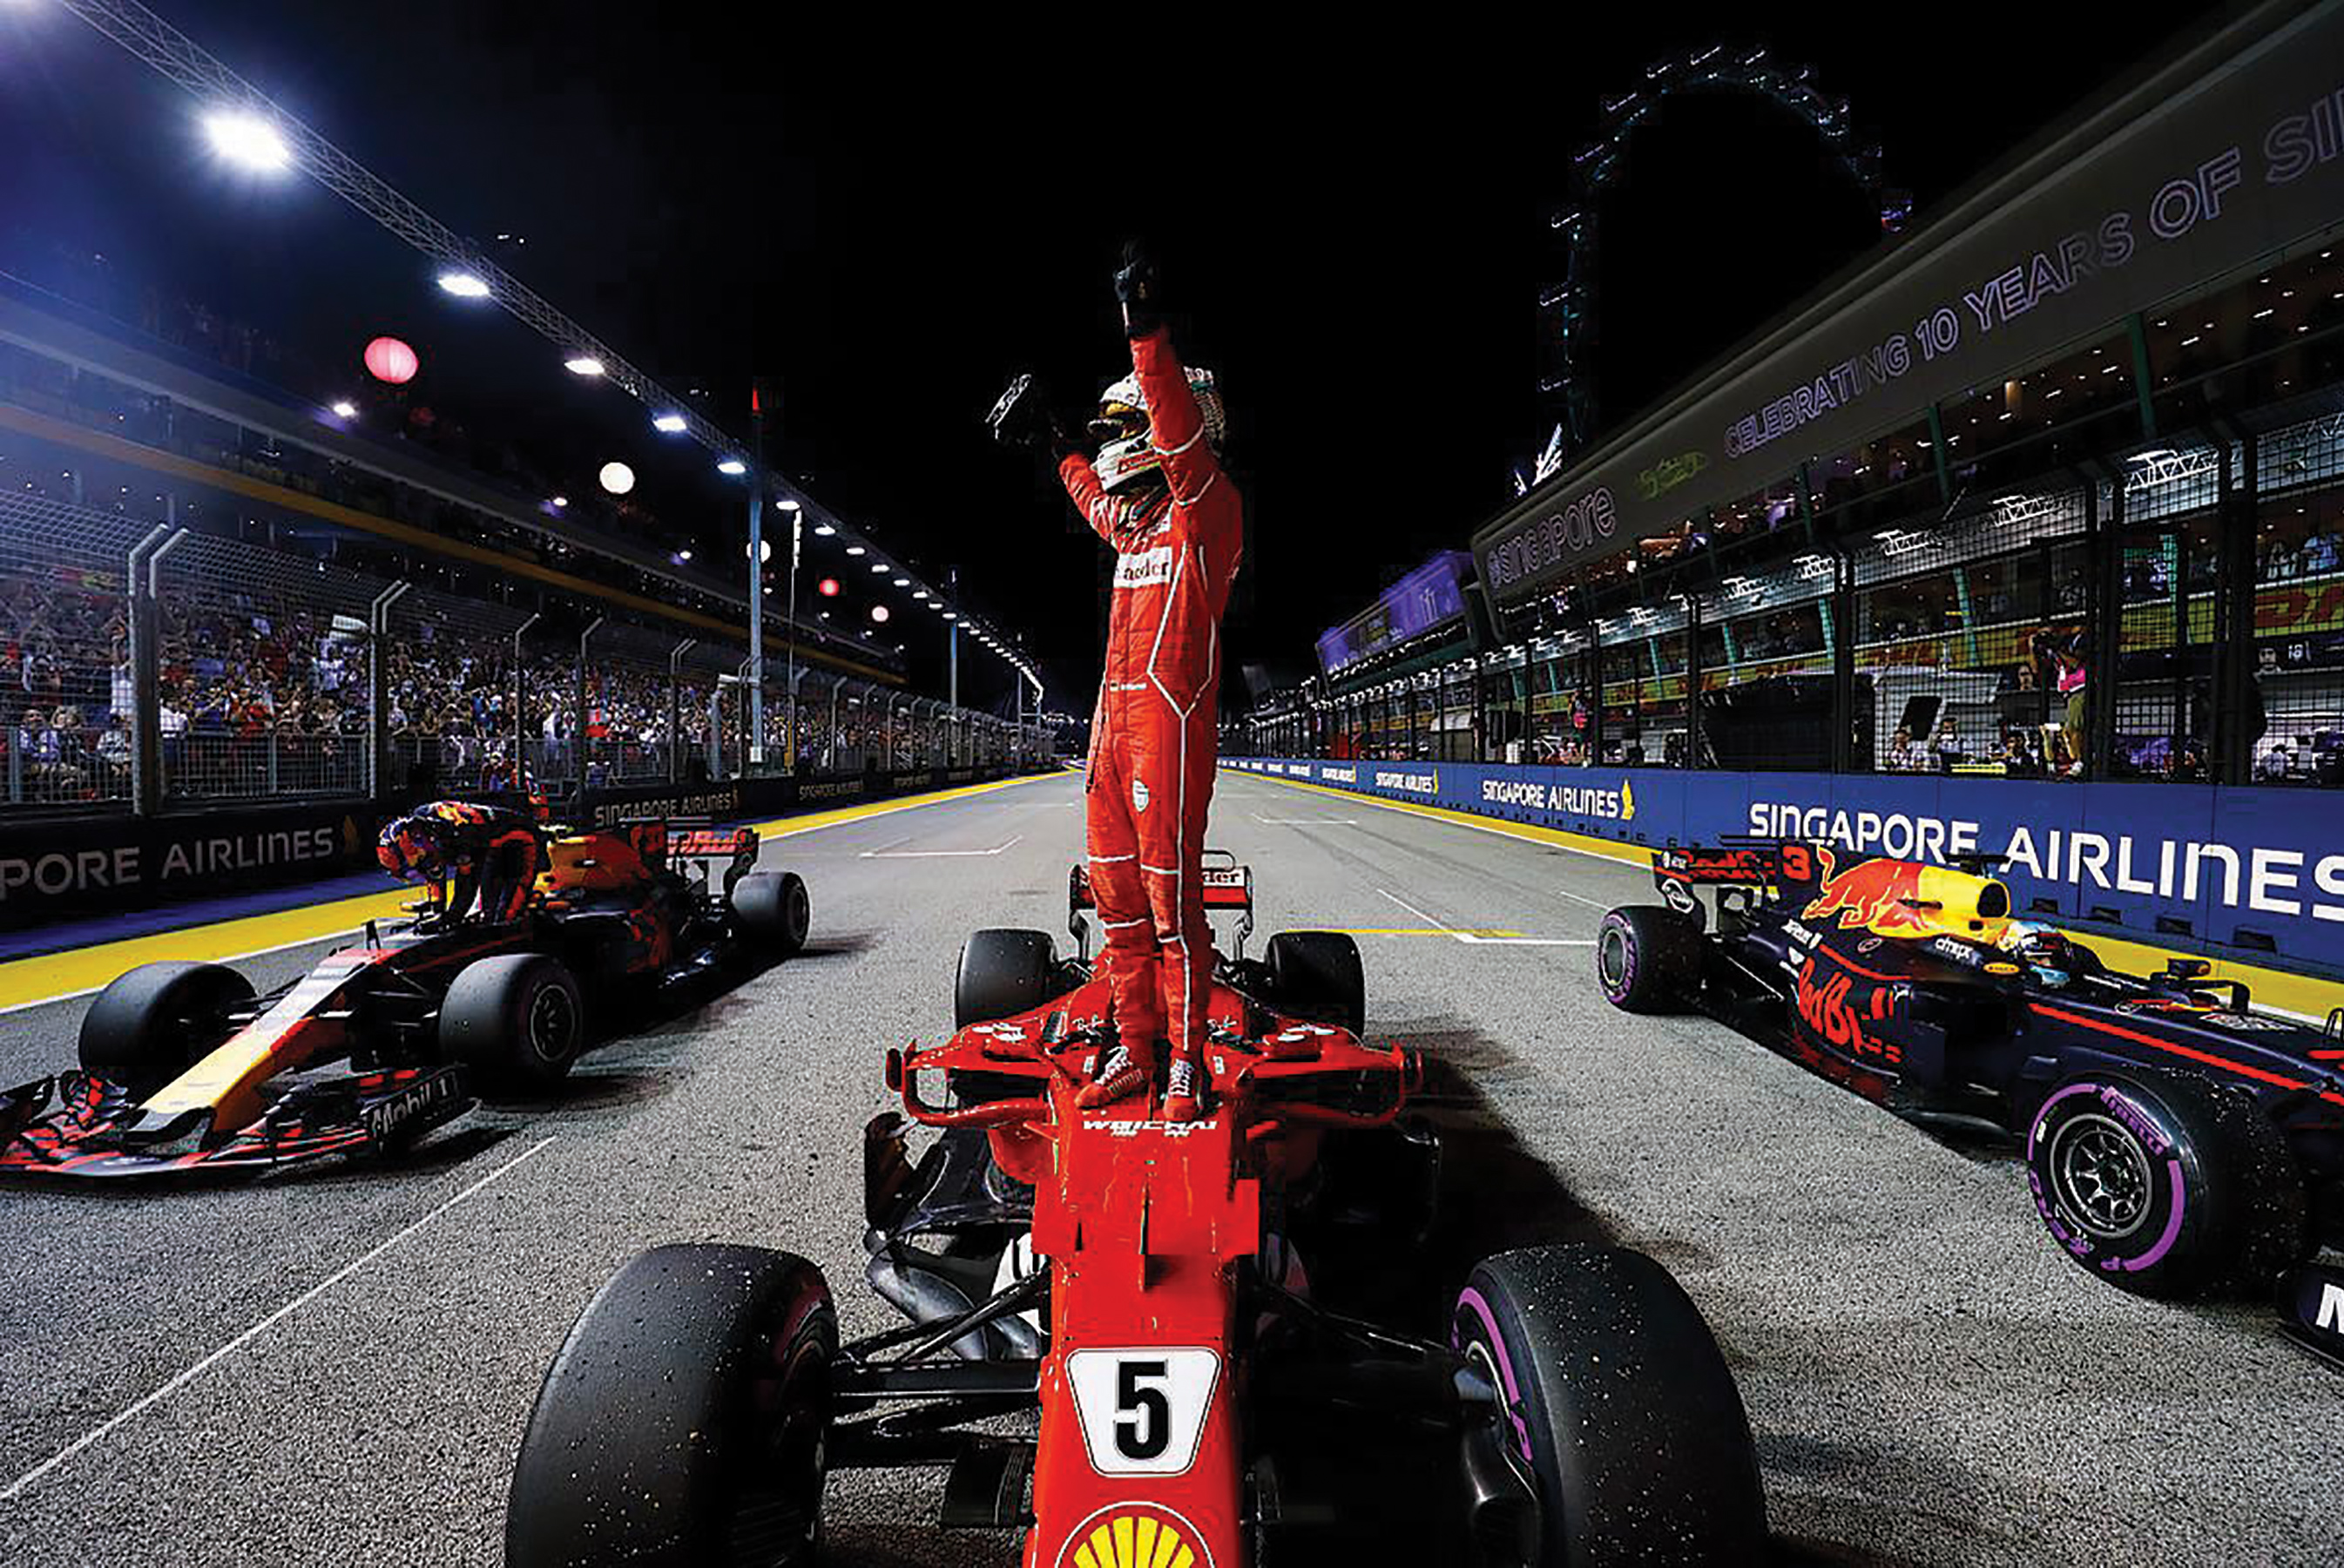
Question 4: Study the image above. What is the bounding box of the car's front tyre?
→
[507,1243,834,1568]
[1451,1244,1766,1565]
[438,954,585,1097]
[78,960,254,1095]
[955,929,1057,1029]
[1266,929,1367,1036]
[2026,1068,2308,1298]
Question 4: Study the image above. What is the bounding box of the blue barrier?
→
[1224,758,2344,976]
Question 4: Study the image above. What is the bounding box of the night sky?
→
[0,1,2232,713]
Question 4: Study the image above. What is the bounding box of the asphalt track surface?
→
[0,768,2334,1568]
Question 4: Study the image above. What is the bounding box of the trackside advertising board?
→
[1226,758,2344,973]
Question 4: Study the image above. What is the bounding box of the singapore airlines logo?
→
[1057,1503,1215,1568]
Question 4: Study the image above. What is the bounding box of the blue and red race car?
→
[0,814,808,1179]
[1598,841,2344,1360]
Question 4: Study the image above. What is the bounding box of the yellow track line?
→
[1227,766,2344,1021]
[0,771,1061,1015]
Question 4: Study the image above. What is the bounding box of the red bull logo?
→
[1801,849,1933,938]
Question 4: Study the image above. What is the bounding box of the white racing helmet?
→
[1091,365,1226,493]
[1998,919,2078,979]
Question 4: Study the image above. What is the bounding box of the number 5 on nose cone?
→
[1065,1348,1222,1477]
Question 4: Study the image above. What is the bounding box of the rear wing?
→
[1652,841,1836,920]
[623,817,759,895]
[1652,845,1781,894]
[1070,848,1255,961]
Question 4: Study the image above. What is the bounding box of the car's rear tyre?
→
[1594,906,1703,1013]
[78,961,254,1096]
[2026,1068,2309,1299]
[1452,1245,1766,1567]
[732,868,810,958]
[507,1243,834,1568]
[1266,930,1367,1036]
[956,929,1057,1029]
[438,954,586,1098]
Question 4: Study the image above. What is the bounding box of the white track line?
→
[0,1133,557,1502]
[1252,815,1360,825]
[860,835,1023,859]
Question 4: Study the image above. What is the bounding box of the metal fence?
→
[0,490,1050,817]
[0,497,142,808]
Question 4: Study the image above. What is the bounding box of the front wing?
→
[0,1064,472,1179]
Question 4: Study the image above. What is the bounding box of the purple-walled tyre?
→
[1595,906,1702,1013]
[1452,1245,1766,1565]
[2024,1070,2307,1301]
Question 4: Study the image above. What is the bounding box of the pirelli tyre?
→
[954,929,1059,1106]
[438,954,586,1098]
[1452,1244,1766,1566]
[507,1243,835,1568]
[78,960,255,1096]
[733,869,812,958]
[1594,906,1704,1014]
[955,929,1057,1029]
[1266,929,1368,1036]
[2025,1068,2309,1299]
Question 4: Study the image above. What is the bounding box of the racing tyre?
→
[1266,930,1367,1036]
[956,929,1057,1028]
[1454,1246,1764,1567]
[78,961,254,1095]
[733,869,811,958]
[438,954,586,1097]
[2026,1068,2309,1299]
[1594,906,1703,1014]
[507,1243,834,1568]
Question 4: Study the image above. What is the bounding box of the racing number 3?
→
[1067,1348,1222,1477]
[1115,1360,1171,1461]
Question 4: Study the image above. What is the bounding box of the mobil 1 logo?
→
[1066,1348,1221,1476]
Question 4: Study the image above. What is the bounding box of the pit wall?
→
[1222,758,2344,982]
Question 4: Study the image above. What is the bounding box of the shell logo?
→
[1056,1503,1214,1568]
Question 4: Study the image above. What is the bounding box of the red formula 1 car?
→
[506,855,1766,1567]
[0,816,809,1179]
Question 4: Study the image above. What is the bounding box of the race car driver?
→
[990,244,1241,1122]
[1998,920,2088,988]
[376,799,551,928]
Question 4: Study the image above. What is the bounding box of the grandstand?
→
[0,260,1044,823]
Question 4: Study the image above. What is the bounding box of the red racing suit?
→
[1057,328,1243,1063]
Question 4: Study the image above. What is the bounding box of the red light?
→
[364,336,419,385]
[817,578,841,598]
